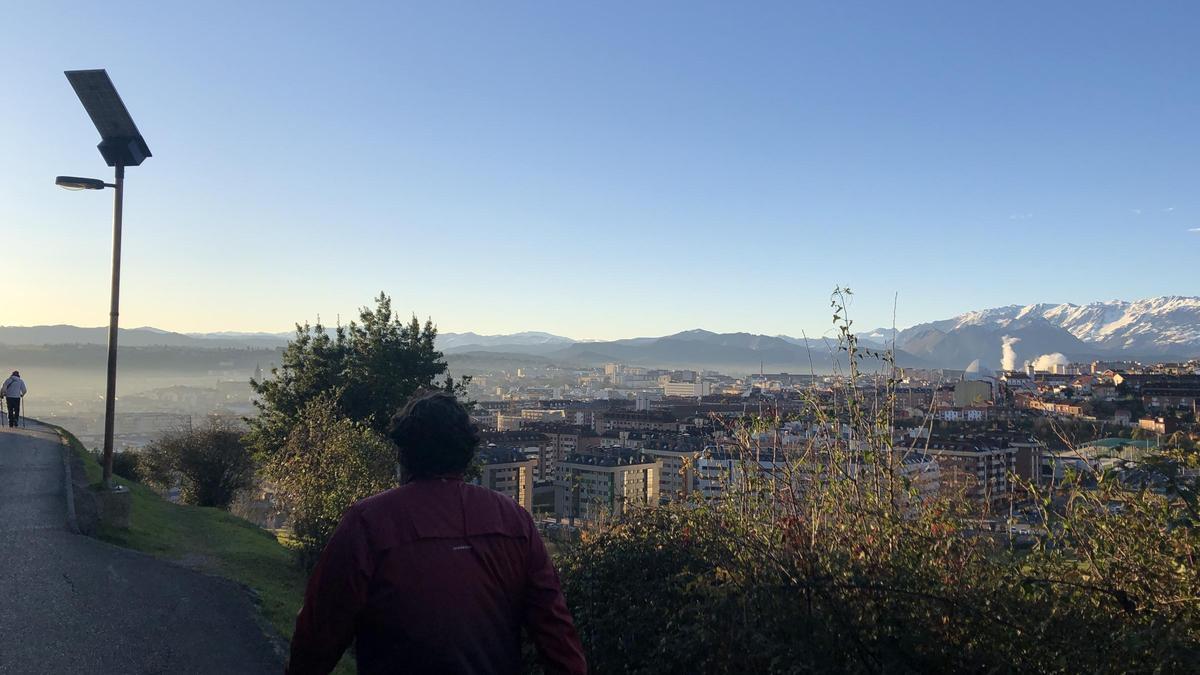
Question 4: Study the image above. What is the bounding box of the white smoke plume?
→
[1000,335,1021,371]
[1031,353,1070,372]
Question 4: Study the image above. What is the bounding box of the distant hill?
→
[0,325,290,349]
[540,330,926,373]
[438,331,577,355]
[5,295,1195,373]
[0,325,586,354]
[438,331,575,349]
[443,350,561,375]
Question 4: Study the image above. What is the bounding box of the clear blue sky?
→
[1,2,1196,340]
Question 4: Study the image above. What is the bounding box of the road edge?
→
[50,421,82,535]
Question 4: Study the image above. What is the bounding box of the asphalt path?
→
[0,422,283,674]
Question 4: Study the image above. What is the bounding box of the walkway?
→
[0,422,283,674]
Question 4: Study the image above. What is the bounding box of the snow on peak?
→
[944,296,1200,353]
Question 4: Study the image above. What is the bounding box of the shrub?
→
[140,419,256,509]
[90,449,143,482]
[561,490,1198,672]
[265,397,398,567]
[112,450,142,481]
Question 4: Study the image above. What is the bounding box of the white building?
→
[662,380,713,398]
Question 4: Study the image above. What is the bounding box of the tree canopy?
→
[248,292,463,458]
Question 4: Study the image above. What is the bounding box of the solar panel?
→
[66,70,141,138]
[65,69,151,166]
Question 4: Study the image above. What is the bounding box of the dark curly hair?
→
[387,390,479,479]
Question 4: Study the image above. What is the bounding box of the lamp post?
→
[57,70,151,489]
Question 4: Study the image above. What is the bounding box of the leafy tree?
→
[341,296,454,434]
[249,292,465,458]
[1083,398,1117,419]
[266,398,398,566]
[140,419,256,509]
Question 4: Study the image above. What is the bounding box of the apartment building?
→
[495,412,525,431]
[592,410,680,434]
[475,447,537,512]
[924,437,1017,511]
[479,430,554,481]
[526,424,603,480]
[641,436,705,501]
[555,449,661,523]
[662,380,713,398]
[520,408,568,423]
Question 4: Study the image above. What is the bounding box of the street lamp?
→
[57,69,151,489]
[55,176,111,191]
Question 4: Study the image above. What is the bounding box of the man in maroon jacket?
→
[286,391,587,674]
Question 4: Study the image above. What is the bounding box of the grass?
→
[50,424,353,674]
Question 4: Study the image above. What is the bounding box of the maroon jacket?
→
[286,477,587,675]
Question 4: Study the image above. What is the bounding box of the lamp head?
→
[55,176,107,190]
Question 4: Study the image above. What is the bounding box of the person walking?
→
[286,390,587,675]
[3,371,26,428]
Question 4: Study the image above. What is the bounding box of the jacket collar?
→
[408,473,464,483]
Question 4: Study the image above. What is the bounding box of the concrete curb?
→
[54,423,82,535]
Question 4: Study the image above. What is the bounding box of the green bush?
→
[139,419,256,509]
[90,449,143,482]
[111,450,142,481]
[560,483,1198,673]
[264,397,398,567]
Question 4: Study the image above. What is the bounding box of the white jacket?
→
[2,377,26,398]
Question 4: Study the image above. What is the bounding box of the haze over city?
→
[2,2,1197,341]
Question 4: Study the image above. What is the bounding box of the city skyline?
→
[1,2,1197,340]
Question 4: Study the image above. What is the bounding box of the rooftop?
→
[561,448,658,468]
[478,447,535,465]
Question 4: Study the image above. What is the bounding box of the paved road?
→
[0,423,283,674]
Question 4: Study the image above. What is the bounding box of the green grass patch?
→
[49,424,353,674]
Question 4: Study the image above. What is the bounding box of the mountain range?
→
[871,296,1200,370]
[2,296,1196,373]
[0,325,291,349]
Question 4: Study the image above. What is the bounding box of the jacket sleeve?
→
[285,506,374,675]
[523,521,588,674]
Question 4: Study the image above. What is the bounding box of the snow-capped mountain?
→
[871,296,1200,367]
[1037,297,1200,352]
[437,331,576,351]
[944,297,1200,354]
[856,328,899,348]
